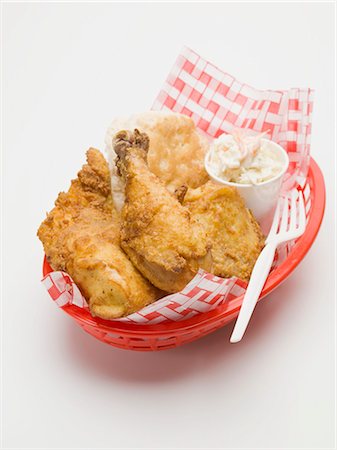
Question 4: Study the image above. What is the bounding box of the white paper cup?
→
[204,139,289,234]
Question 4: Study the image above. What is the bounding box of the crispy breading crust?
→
[183,182,265,281]
[114,130,212,292]
[37,149,161,319]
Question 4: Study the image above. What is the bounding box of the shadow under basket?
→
[43,157,325,351]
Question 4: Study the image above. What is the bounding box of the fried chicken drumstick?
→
[114,129,212,292]
[37,149,161,319]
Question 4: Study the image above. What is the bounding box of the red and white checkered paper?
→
[42,47,314,324]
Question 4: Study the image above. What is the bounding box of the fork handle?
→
[230,243,277,343]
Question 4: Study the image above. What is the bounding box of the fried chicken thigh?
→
[38,149,160,319]
[114,129,212,292]
[183,182,265,281]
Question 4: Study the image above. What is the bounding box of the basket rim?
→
[42,156,326,337]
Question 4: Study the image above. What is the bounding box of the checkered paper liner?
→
[42,47,314,325]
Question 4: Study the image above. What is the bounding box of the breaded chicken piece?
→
[37,149,161,319]
[183,182,265,281]
[114,129,212,292]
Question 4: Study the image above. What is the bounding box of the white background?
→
[2,2,335,449]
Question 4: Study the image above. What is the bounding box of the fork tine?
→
[289,189,298,231]
[267,197,282,238]
[279,194,290,233]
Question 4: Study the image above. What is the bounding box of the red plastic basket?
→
[42,157,325,351]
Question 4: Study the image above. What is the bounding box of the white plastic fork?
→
[230,188,306,343]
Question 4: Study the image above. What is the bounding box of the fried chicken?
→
[37,149,161,319]
[183,182,265,281]
[114,129,212,292]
